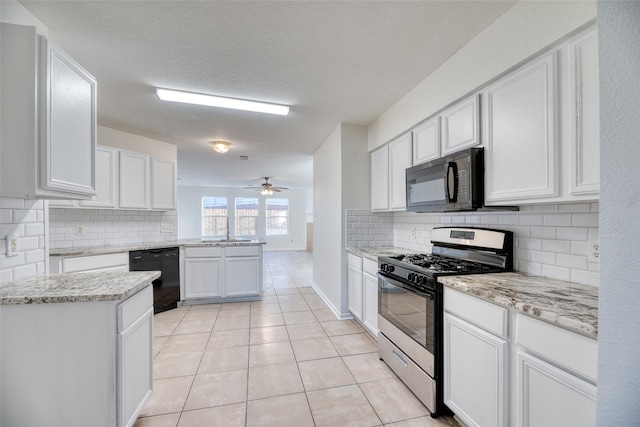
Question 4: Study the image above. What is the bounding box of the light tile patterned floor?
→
[134,251,458,427]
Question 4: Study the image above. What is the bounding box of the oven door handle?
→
[377,273,435,300]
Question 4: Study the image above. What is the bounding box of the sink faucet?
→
[226,218,231,240]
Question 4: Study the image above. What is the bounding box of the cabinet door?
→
[569,29,600,196]
[484,52,558,204]
[118,307,153,427]
[371,146,389,211]
[225,257,261,297]
[80,146,117,208]
[517,350,596,427]
[347,265,363,321]
[444,312,507,427]
[151,158,177,210]
[362,272,378,336]
[40,36,96,197]
[388,133,412,210]
[412,117,440,165]
[119,151,149,209]
[441,94,480,155]
[184,258,223,298]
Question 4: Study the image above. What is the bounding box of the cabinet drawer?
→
[517,314,597,382]
[348,253,362,270]
[226,246,260,257]
[62,252,128,273]
[185,246,223,258]
[444,287,507,338]
[363,258,378,276]
[118,286,153,332]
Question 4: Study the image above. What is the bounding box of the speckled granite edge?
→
[50,239,265,257]
[0,271,160,305]
[439,273,598,339]
[346,246,419,261]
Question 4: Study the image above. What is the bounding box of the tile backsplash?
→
[0,197,46,285]
[49,208,178,249]
[346,203,599,287]
[345,210,393,248]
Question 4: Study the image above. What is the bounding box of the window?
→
[266,198,289,236]
[235,197,258,236]
[202,197,227,237]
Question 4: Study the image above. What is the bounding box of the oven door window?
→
[379,277,435,355]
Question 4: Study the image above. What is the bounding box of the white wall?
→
[98,126,177,161]
[313,124,369,317]
[596,1,640,424]
[178,186,307,251]
[367,1,597,150]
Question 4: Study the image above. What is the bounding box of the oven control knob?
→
[415,275,423,284]
[387,265,395,273]
[407,273,415,281]
[380,263,387,272]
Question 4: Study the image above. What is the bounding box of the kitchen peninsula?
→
[0,271,159,427]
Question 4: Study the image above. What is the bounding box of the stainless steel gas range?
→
[377,226,513,417]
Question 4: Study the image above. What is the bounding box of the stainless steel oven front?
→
[377,272,438,412]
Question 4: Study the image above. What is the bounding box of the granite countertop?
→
[346,246,418,261]
[0,271,160,305]
[50,239,265,257]
[439,273,598,338]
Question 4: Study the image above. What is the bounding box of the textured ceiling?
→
[19,1,515,190]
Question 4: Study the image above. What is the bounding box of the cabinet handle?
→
[392,350,409,368]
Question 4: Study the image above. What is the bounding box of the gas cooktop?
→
[387,253,499,275]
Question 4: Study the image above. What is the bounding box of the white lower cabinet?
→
[225,255,261,297]
[444,314,507,427]
[362,269,379,336]
[184,245,262,301]
[516,350,596,427]
[118,286,154,427]
[347,254,363,321]
[444,290,508,427]
[443,287,597,427]
[1,285,153,427]
[346,253,378,336]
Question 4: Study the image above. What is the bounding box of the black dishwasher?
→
[129,247,180,313]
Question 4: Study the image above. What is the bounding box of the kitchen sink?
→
[200,238,252,244]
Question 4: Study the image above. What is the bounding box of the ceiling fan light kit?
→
[212,140,230,153]
[245,177,289,195]
[156,88,290,116]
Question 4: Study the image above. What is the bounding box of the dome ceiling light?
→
[212,140,230,153]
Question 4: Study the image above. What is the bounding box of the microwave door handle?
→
[445,162,458,203]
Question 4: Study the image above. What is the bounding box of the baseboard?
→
[310,281,353,320]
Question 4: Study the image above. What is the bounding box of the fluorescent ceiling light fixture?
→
[156,88,290,116]
[212,141,230,153]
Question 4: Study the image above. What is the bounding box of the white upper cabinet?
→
[441,94,480,155]
[484,52,559,204]
[569,28,600,196]
[119,151,149,209]
[371,145,390,211]
[412,117,440,165]
[388,133,412,210]
[371,133,411,211]
[79,146,117,208]
[1,23,96,200]
[151,158,177,210]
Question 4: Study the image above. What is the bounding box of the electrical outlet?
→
[76,225,84,236]
[5,234,18,257]
[161,224,172,233]
[411,228,416,239]
[587,240,600,263]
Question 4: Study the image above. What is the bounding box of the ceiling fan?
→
[244,177,289,195]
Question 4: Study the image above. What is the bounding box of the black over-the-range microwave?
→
[405,147,517,213]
